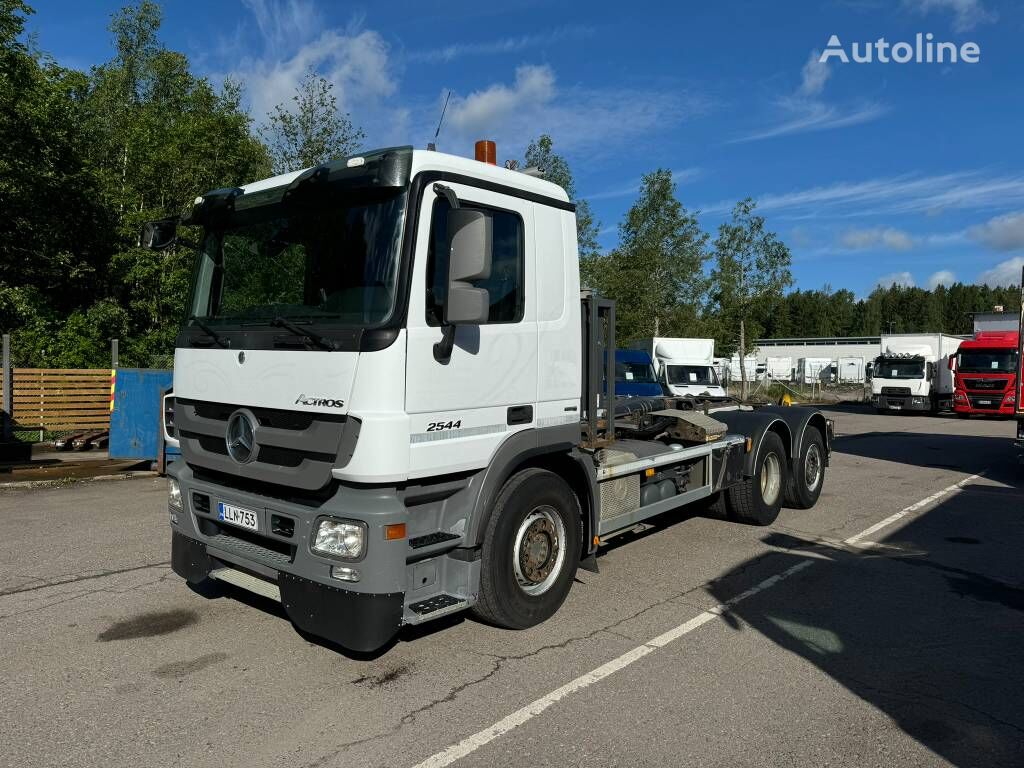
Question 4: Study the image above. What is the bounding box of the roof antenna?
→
[427,90,451,151]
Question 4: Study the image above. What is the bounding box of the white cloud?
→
[976,257,1024,287]
[441,66,709,159]
[702,171,1024,218]
[926,269,956,289]
[409,27,593,63]
[798,49,830,97]
[729,101,886,143]
[728,46,886,144]
[839,226,914,250]
[968,211,1024,252]
[876,271,916,288]
[215,2,399,135]
[902,0,997,32]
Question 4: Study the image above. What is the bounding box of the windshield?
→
[616,362,657,384]
[667,365,719,387]
[188,188,407,326]
[876,357,925,379]
[957,349,1018,373]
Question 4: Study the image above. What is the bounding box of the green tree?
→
[522,134,601,261]
[710,198,792,398]
[263,70,364,174]
[0,0,114,317]
[586,169,709,343]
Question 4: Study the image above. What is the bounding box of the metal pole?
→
[111,338,119,369]
[2,334,11,441]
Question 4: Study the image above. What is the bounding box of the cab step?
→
[210,567,281,602]
[404,593,469,624]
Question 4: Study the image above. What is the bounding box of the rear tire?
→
[784,427,825,510]
[472,468,581,630]
[724,431,786,526]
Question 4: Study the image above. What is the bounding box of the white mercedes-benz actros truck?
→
[145,143,832,652]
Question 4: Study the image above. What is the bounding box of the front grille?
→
[967,395,1003,410]
[206,531,294,567]
[881,386,912,396]
[176,398,352,491]
[963,378,1006,391]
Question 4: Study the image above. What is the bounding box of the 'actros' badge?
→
[295,394,345,408]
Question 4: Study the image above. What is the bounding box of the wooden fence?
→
[1,368,112,431]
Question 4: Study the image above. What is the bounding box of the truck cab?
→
[871,350,934,412]
[614,349,663,397]
[952,331,1019,417]
[635,337,728,399]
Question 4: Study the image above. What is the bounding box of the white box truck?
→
[763,356,793,382]
[633,337,728,399]
[796,357,834,384]
[837,356,865,384]
[871,333,963,413]
[142,143,832,653]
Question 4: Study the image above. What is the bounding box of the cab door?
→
[405,181,537,478]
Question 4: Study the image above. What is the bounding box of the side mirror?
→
[927,362,935,380]
[443,209,492,325]
[140,219,178,250]
[948,357,955,371]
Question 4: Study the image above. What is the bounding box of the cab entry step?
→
[408,593,465,615]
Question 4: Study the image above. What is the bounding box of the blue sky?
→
[28,0,1024,296]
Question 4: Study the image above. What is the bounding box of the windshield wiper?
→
[188,317,229,348]
[270,316,338,351]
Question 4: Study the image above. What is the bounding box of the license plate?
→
[978,400,992,406]
[218,502,259,532]
[888,404,901,410]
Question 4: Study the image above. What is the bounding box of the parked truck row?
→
[144,142,833,653]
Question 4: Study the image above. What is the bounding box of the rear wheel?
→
[724,431,787,526]
[784,427,825,509]
[473,468,581,629]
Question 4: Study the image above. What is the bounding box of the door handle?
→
[506,405,533,425]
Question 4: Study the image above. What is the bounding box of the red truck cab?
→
[952,331,1019,417]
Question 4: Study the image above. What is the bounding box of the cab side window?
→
[426,197,525,325]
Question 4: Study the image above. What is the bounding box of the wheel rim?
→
[803,443,822,493]
[513,506,566,596]
[760,452,782,506]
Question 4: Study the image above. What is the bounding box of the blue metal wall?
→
[109,368,174,461]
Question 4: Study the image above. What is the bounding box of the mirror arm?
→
[433,183,460,209]
[433,324,457,363]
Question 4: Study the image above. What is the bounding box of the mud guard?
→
[714,406,830,478]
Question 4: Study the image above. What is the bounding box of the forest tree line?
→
[1,0,1018,370]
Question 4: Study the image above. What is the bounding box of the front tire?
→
[784,427,825,509]
[473,468,581,629]
[724,431,787,526]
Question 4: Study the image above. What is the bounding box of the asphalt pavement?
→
[1,405,1021,768]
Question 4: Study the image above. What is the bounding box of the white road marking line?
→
[411,560,814,768]
[412,472,983,768]
[843,473,981,546]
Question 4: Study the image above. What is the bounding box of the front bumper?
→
[171,532,403,652]
[167,462,409,652]
[953,397,1014,415]
[873,395,930,412]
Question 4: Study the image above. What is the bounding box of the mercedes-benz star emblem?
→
[225,410,256,464]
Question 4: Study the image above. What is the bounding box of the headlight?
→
[168,478,182,509]
[312,519,366,559]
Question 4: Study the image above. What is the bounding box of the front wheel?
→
[473,468,581,629]
[724,431,787,526]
